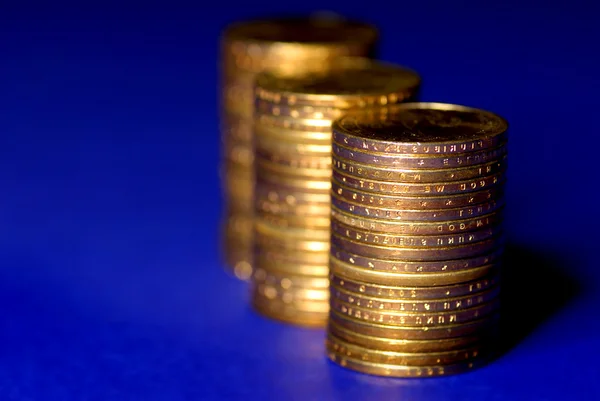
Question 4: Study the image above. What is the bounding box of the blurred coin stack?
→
[327,103,508,377]
[251,59,421,326]
[219,16,378,280]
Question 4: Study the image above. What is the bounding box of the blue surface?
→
[1,1,599,400]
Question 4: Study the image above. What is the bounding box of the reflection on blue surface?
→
[1,1,599,400]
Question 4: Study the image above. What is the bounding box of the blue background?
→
[1,1,599,400]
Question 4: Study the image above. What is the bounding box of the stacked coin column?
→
[327,103,508,377]
[219,17,378,280]
[251,59,421,327]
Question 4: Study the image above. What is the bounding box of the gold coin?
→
[257,169,332,191]
[222,16,378,73]
[253,299,329,327]
[254,124,332,143]
[256,149,331,169]
[252,288,329,327]
[331,233,502,261]
[255,218,329,240]
[331,297,499,326]
[256,157,331,179]
[332,155,507,183]
[255,57,420,108]
[333,169,505,196]
[256,197,330,217]
[253,268,329,289]
[331,196,504,222]
[330,256,499,286]
[331,206,503,235]
[255,100,343,120]
[331,102,508,155]
[330,242,502,274]
[331,180,502,210]
[255,256,329,277]
[254,282,329,302]
[330,272,499,299]
[255,210,330,230]
[255,247,330,265]
[326,333,487,366]
[331,283,500,313]
[255,114,336,132]
[255,183,331,204]
[328,319,495,352]
[255,231,329,252]
[330,308,500,340]
[332,141,507,169]
[252,287,329,312]
[255,135,331,157]
[331,219,501,248]
[326,348,487,377]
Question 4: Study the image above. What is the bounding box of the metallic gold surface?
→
[330,309,500,340]
[326,349,488,377]
[256,210,331,230]
[256,157,332,179]
[331,207,503,235]
[332,142,507,169]
[253,269,330,290]
[252,57,421,326]
[331,180,502,210]
[255,257,330,277]
[332,156,507,183]
[219,15,378,281]
[253,293,329,327]
[330,243,503,273]
[332,169,505,195]
[330,297,499,326]
[328,319,495,352]
[331,283,500,312]
[330,256,499,286]
[331,234,502,261]
[326,333,488,365]
[326,102,507,377]
[331,102,508,155]
[255,58,420,108]
[331,196,504,221]
[331,219,501,248]
[254,124,333,143]
[329,272,499,300]
[255,247,330,266]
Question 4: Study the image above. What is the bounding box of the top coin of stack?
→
[251,58,421,327]
[219,15,379,280]
[327,102,508,377]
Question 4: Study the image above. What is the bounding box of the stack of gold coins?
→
[327,102,508,377]
[251,59,421,327]
[219,16,379,280]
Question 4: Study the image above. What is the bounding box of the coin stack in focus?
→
[219,16,379,280]
[327,103,508,377]
[251,59,421,327]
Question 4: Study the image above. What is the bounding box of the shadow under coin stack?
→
[251,59,421,327]
[327,103,508,377]
[219,17,379,280]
